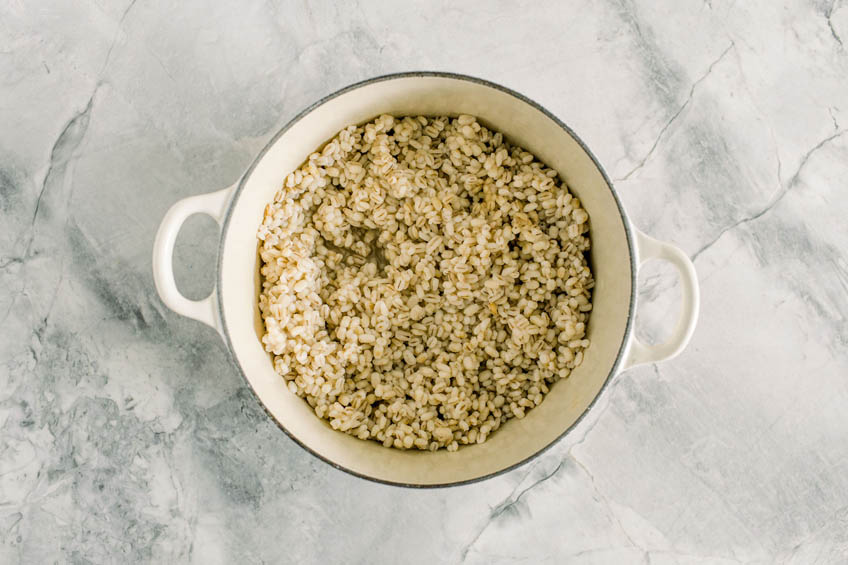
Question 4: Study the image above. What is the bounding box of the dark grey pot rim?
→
[215,71,637,489]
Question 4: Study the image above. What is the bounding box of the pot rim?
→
[216,71,637,488]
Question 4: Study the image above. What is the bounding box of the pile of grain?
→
[258,114,592,451]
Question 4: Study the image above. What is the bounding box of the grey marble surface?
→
[2,0,848,563]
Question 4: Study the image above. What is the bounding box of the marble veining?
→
[1,0,847,563]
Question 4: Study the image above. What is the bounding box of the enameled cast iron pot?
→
[153,72,700,487]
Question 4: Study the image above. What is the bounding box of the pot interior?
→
[219,75,633,486]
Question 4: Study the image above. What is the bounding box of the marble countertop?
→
[2,0,848,563]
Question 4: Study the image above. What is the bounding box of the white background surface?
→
[1,1,847,563]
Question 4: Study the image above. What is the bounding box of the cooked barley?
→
[258,114,593,451]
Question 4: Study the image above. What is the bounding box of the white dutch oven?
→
[153,73,699,487]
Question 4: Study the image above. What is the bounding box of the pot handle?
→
[152,185,234,336]
[623,229,700,369]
